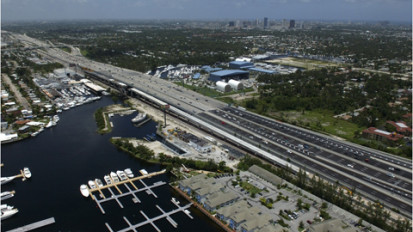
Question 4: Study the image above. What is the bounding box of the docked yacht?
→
[1,208,18,220]
[0,191,14,201]
[124,168,134,178]
[131,113,147,123]
[23,167,31,179]
[104,175,112,185]
[95,178,104,188]
[80,184,90,197]
[45,121,53,128]
[0,176,16,185]
[88,180,97,189]
[110,172,120,183]
[139,169,148,176]
[116,170,127,181]
[171,197,180,205]
[1,204,14,211]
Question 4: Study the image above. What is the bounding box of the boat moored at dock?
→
[116,170,127,181]
[103,175,112,185]
[1,176,16,185]
[139,169,148,176]
[124,168,134,178]
[1,208,18,220]
[88,180,97,189]
[95,178,104,188]
[0,191,15,201]
[80,185,90,197]
[110,172,120,183]
[131,113,147,123]
[23,167,32,178]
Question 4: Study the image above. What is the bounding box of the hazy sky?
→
[2,0,412,22]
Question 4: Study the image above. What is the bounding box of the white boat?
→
[80,184,89,197]
[116,170,127,181]
[139,169,148,176]
[110,172,120,183]
[124,168,134,178]
[1,208,18,220]
[0,191,14,201]
[95,178,104,188]
[1,204,14,212]
[31,131,39,137]
[53,115,60,123]
[171,197,180,205]
[45,121,53,128]
[131,113,147,123]
[88,180,97,189]
[0,176,16,185]
[23,167,31,179]
[104,175,112,185]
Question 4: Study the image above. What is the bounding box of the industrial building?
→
[209,70,249,82]
[228,79,243,91]
[216,81,231,92]
[229,61,254,69]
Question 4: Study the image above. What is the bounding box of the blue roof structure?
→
[210,70,248,77]
[229,61,254,69]
[192,73,201,79]
[248,67,277,74]
[201,65,223,73]
[209,69,249,82]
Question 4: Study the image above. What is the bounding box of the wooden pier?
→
[6,217,55,232]
[106,202,193,232]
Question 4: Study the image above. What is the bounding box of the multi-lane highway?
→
[8,31,412,216]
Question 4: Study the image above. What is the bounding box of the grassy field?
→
[267,57,341,70]
[269,109,364,141]
[174,82,253,99]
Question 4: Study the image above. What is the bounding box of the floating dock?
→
[106,202,193,232]
[6,217,55,232]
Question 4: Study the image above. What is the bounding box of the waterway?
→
[1,96,224,232]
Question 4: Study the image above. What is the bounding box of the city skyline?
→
[1,0,412,23]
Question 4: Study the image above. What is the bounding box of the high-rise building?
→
[263,17,268,29]
[228,21,235,27]
[282,19,287,29]
[289,19,295,29]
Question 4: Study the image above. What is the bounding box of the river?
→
[1,96,224,232]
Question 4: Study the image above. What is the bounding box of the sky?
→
[1,0,412,23]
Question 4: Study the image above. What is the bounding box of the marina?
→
[1,168,32,185]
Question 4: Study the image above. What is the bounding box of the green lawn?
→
[240,181,262,194]
[60,46,71,53]
[270,109,365,141]
[174,82,253,99]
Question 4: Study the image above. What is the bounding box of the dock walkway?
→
[106,203,192,232]
[6,217,55,232]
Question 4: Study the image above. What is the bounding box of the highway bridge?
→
[9,31,412,217]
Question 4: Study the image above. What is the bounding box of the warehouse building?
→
[209,70,249,82]
[229,61,254,69]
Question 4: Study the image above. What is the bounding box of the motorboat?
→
[131,113,147,123]
[45,121,53,128]
[80,184,89,197]
[104,175,112,185]
[53,115,60,123]
[95,178,104,188]
[116,170,127,181]
[0,176,16,185]
[23,167,31,179]
[0,191,14,201]
[139,169,148,176]
[88,180,97,189]
[1,204,14,212]
[124,168,134,178]
[110,172,120,183]
[1,208,18,220]
[171,197,180,205]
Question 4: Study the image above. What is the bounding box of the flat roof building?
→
[362,127,404,143]
[229,61,254,69]
[209,70,249,82]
